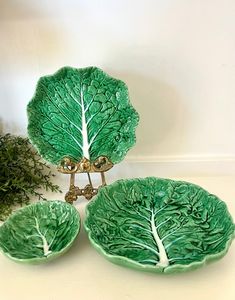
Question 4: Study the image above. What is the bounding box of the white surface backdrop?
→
[0,0,235,162]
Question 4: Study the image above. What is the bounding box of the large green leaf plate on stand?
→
[0,201,80,264]
[84,177,235,274]
[27,66,139,165]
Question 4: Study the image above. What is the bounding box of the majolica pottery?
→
[25,66,234,273]
[84,177,235,273]
[0,201,80,263]
[27,66,139,166]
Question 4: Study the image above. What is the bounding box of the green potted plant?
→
[0,133,61,221]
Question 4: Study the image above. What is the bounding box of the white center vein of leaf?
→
[80,86,90,159]
[34,217,52,256]
[150,209,169,267]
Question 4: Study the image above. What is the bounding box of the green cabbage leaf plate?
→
[0,201,80,263]
[27,66,139,165]
[84,177,235,273]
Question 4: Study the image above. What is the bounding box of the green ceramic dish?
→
[84,177,235,274]
[0,201,80,264]
[27,66,139,166]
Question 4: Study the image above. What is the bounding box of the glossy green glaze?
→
[0,201,80,264]
[27,66,139,165]
[84,177,235,273]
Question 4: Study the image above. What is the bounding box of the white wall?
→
[0,0,235,163]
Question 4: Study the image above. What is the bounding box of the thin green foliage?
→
[0,134,61,221]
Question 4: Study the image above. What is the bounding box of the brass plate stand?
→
[58,156,113,203]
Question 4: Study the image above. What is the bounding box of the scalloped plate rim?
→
[27,66,139,165]
[0,200,81,264]
[84,177,235,274]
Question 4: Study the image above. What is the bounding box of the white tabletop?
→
[0,175,235,300]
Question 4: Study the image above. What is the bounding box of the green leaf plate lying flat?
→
[27,66,139,165]
[0,201,80,264]
[84,177,235,274]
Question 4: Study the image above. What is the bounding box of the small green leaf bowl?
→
[84,177,235,274]
[0,201,80,264]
